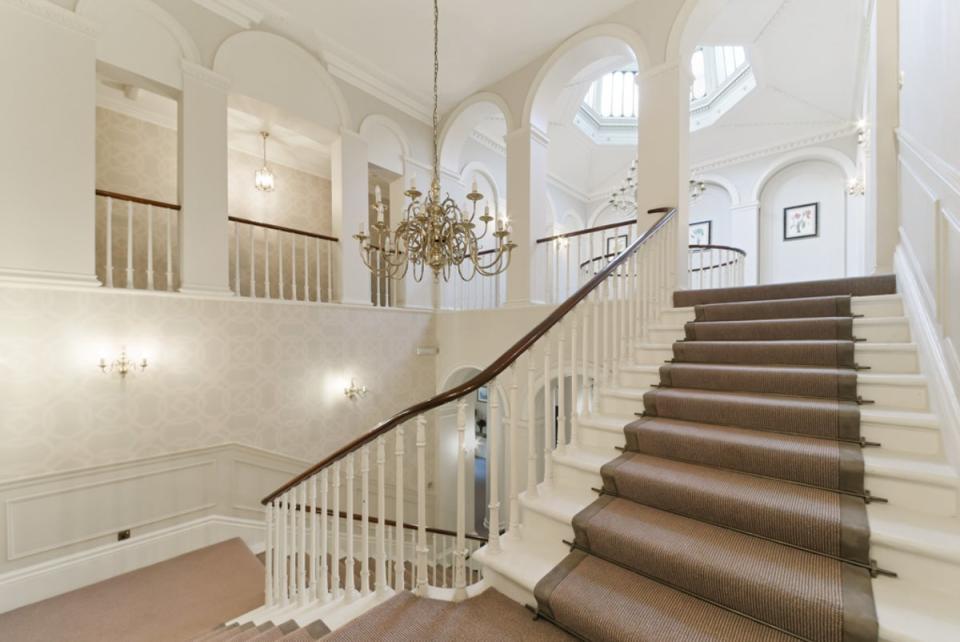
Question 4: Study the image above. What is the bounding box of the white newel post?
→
[505,126,551,305]
[178,61,232,297]
[0,2,98,287]
[332,130,371,305]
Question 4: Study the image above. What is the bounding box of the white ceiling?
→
[273,0,636,111]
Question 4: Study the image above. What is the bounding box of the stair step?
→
[874,578,960,642]
[673,274,897,307]
[869,504,960,590]
[863,450,959,516]
[684,317,855,342]
[472,534,564,605]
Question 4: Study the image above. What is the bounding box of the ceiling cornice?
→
[192,0,270,29]
[3,0,97,37]
[692,124,857,173]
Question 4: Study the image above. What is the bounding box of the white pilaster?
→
[177,61,233,297]
[331,129,371,306]
[505,125,551,305]
[0,0,100,287]
[729,202,760,285]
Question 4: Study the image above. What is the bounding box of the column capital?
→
[180,60,231,93]
[506,124,550,148]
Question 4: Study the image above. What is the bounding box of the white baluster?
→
[394,426,405,591]
[249,223,256,297]
[105,198,114,288]
[146,205,154,290]
[298,483,307,605]
[309,476,318,600]
[543,332,554,489]
[454,399,467,601]
[508,364,520,537]
[526,353,538,498]
[287,490,295,603]
[264,228,271,299]
[570,307,580,449]
[291,234,298,301]
[319,470,330,602]
[375,437,387,596]
[278,231,285,300]
[279,491,288,607]
[332,461,341,598]
[165,210,173,291]
[273,494,282,605]
[565,238,571,299]
[326,242,333,303]
[592,288,601,411]
[125,201,134,288]
[265,502,274,606]
[360,445,370,596]
[315,238,322,303]
[556,321,566,456]
[345,454,356,601]
[233,222,240,295]
[302,236,309,302]
[489,376,501,553]
[416,415,428,595]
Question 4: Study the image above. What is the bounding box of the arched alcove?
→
[438,92,514,175]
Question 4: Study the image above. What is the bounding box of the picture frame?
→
[688,220,712,245]
[605,234,629,256]
[783,203,819,240]
[477,386,488,403]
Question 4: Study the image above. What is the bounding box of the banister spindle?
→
[345,454,356,601]
[592,288,601,411]
[570,306,580,448]
[249,223,256,297]
[332,460,341,598]
[326,243,333,303]
[394,426,405,591]
[146,205,154,290]
[165,209,173,291]
[488,376,501,553]
[233,221,240,295]
[543,331,554,489]
[315,237,321,303]
[273,495,282,605]
[265,502,274,606]
[613,265,622,385]
[319,469,330,602]
[454,398,467,601]
[278,231,285,300]
[302,236,309,302]
[310,475,318,600]
[297,482,307,605]
[279,491,289,607]
[508,364,520,536]
[416,415,428,595]
[105,198,114,287]
[603,277,612,385]
[125,201,134,288]
[526,352,538,498]
[291,234,298,301]
[375,437,387,596]
[360,445,370,596]
[287,490,295,603]
[264,228,271,299]
[556,321,566,456]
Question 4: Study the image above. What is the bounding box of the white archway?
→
[697,173,741,207]
[438,92,513,175]
[523,24,652,132]
[359,114,411,176]
[750,147,856,204]
[459,161,503,215]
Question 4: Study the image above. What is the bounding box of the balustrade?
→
[96,190,180,291]
[259,207,679,613]
[688,244,746,289]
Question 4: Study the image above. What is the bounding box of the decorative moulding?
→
[2,0,97,38]
[691,125,858,174]
[0,267,102,289]
[897,128,960,201]
[180,59,232,93]
[192,0,270,29]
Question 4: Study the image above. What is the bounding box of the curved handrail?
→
[95,189,181,211]
[536,217,636,244]
[229,216,339,243]
[689,243,746,256]
[262,207,677,504]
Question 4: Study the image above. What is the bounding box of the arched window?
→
[689,46,749,104]
[583,69,638,119]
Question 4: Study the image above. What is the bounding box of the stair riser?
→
[857,322,911,342]
[552,461,603,495]
[866,474,958,517]
[577,424,625,452]
[633,346,673,365]
[619,370,661,389]
[852,298,904,317]
[857,349,919,374]
[649,327,685,343]
[519,506,575,554]
[478,566,535,607]
[872,545,960,594]
[863,422,942,456]
[601,394,645,416]
[660,309,694,325]
[859,382,928,410]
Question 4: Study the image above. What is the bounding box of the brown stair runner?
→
[535,274,896,641]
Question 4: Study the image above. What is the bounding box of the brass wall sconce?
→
[344,379,367,401]
[99,348,148,378]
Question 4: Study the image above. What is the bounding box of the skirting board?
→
[0,514,264,614]
[895,244,960,472]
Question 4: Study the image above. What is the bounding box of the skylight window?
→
[583,69,639,119]
[690,46,748,103]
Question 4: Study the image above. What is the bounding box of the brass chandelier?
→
[354,0,515,282]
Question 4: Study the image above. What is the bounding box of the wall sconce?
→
[344,379,367,401]
[847,177,866,197]
[99,348,148,378]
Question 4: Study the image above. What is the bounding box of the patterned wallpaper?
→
[0,286,436,482]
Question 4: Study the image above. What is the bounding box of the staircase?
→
[475,275,960,642]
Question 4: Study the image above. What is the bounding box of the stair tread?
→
[863,450,958,485]
[673,274,897,307]
[536,552,796,642]
[874,577,960,642]
[474,535,564,593]
[868,504,960,564]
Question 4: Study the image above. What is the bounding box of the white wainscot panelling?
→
[898,158,940,313]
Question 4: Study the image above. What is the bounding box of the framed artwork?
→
[688,220,712,245]
[605,234,629,256]
[477,386,489,403]
[783,203,819,240]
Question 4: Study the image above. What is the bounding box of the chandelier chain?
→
[432,0,439,187]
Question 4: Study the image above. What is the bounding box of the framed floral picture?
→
[783,203,819,240]
[605,234,629,256]
[689,220,712,245]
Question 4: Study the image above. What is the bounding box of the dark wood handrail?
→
[536,217,636,244]
[278,503,488,543]
[262,207,677,504]
[689,243,746,257]
[229,216,339,243]
[95,189,181,211]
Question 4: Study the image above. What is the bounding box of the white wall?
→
[689,185,732,246]
[758,160,848,283]
[896,0,960,467]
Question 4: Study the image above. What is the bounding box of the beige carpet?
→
[0,538,264,642]
[324,589,573,641]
